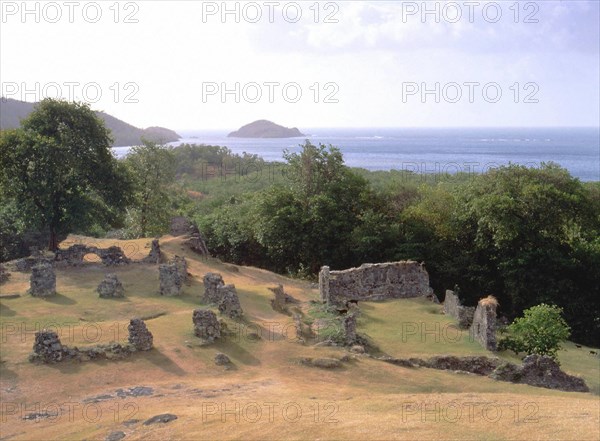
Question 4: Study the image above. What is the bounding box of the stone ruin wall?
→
[443,290,497,351]
[319,261,434,306]
[470,300,497,351]
[443,290,475,329]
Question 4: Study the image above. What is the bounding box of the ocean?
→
[112,127,600,182]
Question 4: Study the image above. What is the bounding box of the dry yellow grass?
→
[478,296,499,308]
[0,235,598,441]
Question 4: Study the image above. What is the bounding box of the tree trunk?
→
[48,227,59,251]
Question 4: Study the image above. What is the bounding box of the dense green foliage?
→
[123,141,177,238]
[0,99,132,250]
[499,304,571,359]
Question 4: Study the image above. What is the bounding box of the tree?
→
[0,99,132,250]
[124,141,176,237]
[499,303,571,360]
[254,141,371,274]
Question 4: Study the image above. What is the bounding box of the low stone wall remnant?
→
[97,274,125,298]
[55,244,131,266]
[203,273,224,304]
[29,262,56,297]
[159,256,188,296]
[470,296,498,351]
[142,239,163,264]
[319,261,434,306]
[443,290,475,329]
[217,285,243,319]
[193,309,221,342]
[128,319,154,351]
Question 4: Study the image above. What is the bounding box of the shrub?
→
[499,303,571,360]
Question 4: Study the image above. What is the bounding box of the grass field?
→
[1,236,598,441]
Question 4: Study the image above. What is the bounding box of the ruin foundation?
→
[193,309,221,342]
[128,319,154,351]
[319,261,434,306]
[97,274,125,298]
[443,290,475,329]
[29,262,56,297]
[159,256,187,296]
[470,299,497,351]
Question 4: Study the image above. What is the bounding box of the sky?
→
[1,1,599,130]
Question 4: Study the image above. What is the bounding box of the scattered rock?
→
[22,411,59,421]
[424,355,500,375]
[29,262,56,297]
[128,319,153,351]
[193,309,221,342]
[143,413,178,425]
[123,419,141,427]
[105,431,126,441]
[214,353,231,365]
[97,274,125,298]
[116,386,154,398]
[490,355,589,392]
[350,345,365,354]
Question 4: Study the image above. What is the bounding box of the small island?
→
[228,120,305,138]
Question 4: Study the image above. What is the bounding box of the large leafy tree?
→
[254,141,371,274]
[0,99,132,250]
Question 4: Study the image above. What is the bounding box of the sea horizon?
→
[113,127,600,182]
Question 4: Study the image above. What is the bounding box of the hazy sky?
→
[1,1,599,130]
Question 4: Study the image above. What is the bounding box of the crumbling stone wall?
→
[217,285,243,319]
[202,273,243,318]
[269,284,288,312]
[30,319,153,363]
[159,256,187,296]
[97,274,125,298]
[29,262,56,297]
[490,354,589,392]
[193,309,221,342]
[203,273,224,303]
[30,331,71,363]
[171,216,209,255]
[470,298,497,351]
[128,319,153,351]
[55,244,131,266]
[319,261,433,306]
[142,239,162,264]
[186,223,209,256]
[268,284,297,313]
[343,313,357,345]
[443,290,475,329]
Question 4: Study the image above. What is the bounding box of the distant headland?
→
[228,120,305,138]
